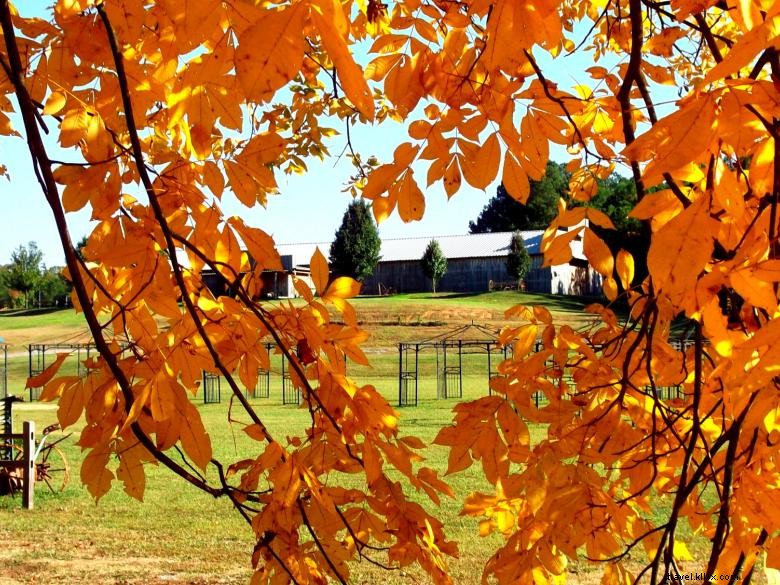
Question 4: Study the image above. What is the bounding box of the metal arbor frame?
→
[0,344,6,400]
[27,343,96,400]
[397,323,510,407]
[201,342,302,405]
[27,341,133,400]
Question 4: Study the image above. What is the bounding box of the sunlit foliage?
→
[0,0,779,583]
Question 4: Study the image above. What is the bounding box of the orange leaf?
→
[616,250,634,289]
[234,3,307,103]
[243,423,268,442]
[519,113,548,180]
[43,91,67,115]
[583,229,614,277]
[310,247,330,295]
[312,0,374,120]
[395,171,425,222]
[623,94,717,184]
[465,133,501,190]
[443,158,462,199]
[117,442,147,502]
[542,228,583,267]
[603,276,618,301]
[26,352,69,388]
[81,448,114,502]
[228,217,283,271]
[502,152,530,203]
[179,401,213,471]
[58,379,85,429]
[647,195,717,302]
[324,276,361,300]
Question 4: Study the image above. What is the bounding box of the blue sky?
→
[0,3,645,266]
[0,114,495,265]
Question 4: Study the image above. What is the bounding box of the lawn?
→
[0,293,711,585]
[0,382,519,585]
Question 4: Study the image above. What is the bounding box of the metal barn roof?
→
[276,231,548,268]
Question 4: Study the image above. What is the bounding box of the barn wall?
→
[362,256,554,294]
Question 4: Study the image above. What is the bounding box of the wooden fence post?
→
[22,420,34,510]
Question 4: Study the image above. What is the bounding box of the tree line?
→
[0,242,71,309]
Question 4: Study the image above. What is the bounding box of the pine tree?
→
[328,200,381,282]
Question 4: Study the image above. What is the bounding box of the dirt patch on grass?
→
[0,536,247,585]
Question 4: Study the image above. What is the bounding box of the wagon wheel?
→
[35,444,70,493]
[0,442,23,496]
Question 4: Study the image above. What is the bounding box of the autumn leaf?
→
[81,448,114,502]
[311,0,374,120]
[583,229,614,277]
[26,352,69,388]
[647,195,717,303]
[234,3,307,103]
[616,250,634,290]
[324,276,361,300]
[624,94,717,183]
[311,247,330,295]
[394,170,425,222]
[502,152,530,204]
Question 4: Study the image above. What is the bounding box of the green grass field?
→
[0,383,518,585]
[0,293,724,585]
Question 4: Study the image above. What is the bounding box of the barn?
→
[275,230,600,297]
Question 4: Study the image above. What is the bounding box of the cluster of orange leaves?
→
[2,0,780,583]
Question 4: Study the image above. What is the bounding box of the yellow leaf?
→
[324,276,361,300]
[672,541,694,562]
[26,352,69,388]
[583,229,614,277]
[234,3,307,102]
[395,170,425,222]
[503,152,530,204]
[468,132,501,190]
[43,91,67,115]
[311,0,374,120]
[603,276,618,301]
[310,247,330,295]
[616,250,634,289]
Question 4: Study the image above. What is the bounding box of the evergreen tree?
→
[329,200,381,282]
[420,240,447,294]
[506,232,531,289]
